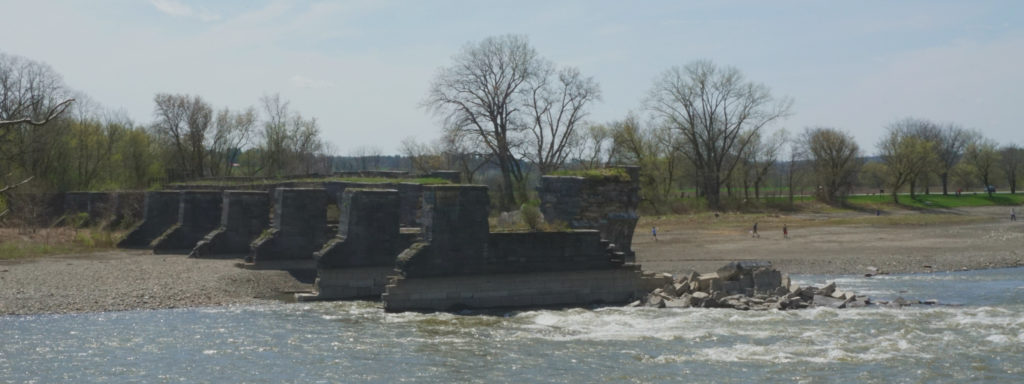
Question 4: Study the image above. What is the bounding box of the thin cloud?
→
[290,75,335,89]
[150,0,221,22]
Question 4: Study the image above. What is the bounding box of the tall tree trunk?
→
[941,173,949,195]
[497,154,516,211]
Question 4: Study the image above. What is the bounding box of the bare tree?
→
[745,129,787,200]
[802,127,861,203]
[579,124,613,170]
[1000,143,1022,194]
[258,93,291,176]
[523,66,601,174]
[965,138,1001,197]
[441,130,492,183]
[401,137,443,174]
[647,60,792,210]
[933,124,974,195]
[152,93,213,179]
[424,34,543,210]
[878,120,937,203]
[289,113,322,174]
[208,107,257,176]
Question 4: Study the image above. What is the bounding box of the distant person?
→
[752,222,759,238]
[783,224,788,239]
[652,226,658,241]
[1012,208,1017,222]
[957,188,962,197]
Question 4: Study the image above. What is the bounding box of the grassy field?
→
[845,193,1024,210]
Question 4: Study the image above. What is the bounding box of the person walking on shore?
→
[752,222,759,238]
[1012,208,1017,222]
[783,224,788,239]
[652,226,658,241]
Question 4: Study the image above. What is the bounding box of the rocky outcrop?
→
[633,261,877,310]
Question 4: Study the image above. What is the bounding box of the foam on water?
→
[2,267,1024,383]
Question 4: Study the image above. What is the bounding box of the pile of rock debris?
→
[632,261,904,311]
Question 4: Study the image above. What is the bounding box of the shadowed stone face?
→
[117,191,181,249]
[250,188,329,263]
[152,191,222,253]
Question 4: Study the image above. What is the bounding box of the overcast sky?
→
[1,0,1021,155]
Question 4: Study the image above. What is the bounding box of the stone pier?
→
[297,189,417,301]
[249,188,328,269]
[538,166,641,262]
[152,191,223,253]
[189,191,270,258]
[117,191,181,249]
[383,184,664,312]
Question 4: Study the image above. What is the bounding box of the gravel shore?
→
[2,206,1021,316]
[0,251,311,316]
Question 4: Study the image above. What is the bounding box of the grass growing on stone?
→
[170,176,452,188]
[549,168,631,182]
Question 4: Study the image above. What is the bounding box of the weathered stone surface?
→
[296,266,396,301]
[538,166,640,262]
[118,191,181,248]
[249,188,329,265]
[752,268,783,295]
[665,295,692,308]
[315,189,409,268]
[383,266,663,312]
[190,191,270,258]
[152,191,223,253]
[697,273,720,291]
[812,294,846,308]
[818,282,837,297]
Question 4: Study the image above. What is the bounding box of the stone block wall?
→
[117,191,181,248]
[190,191,270,258]
[152,191,223,253]
[538,166,641,262]
[303,189,419,300]
[485,230,620,273]
[316,189,407,268]
[249,188,328,265]
[62,191,144,226]
[395,183,423,227]
[396,185,490,277]
[383,266,668,312]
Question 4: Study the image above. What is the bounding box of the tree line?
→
[4,39,1022,218]
[409,34,1022,212]
[0,51,333,219]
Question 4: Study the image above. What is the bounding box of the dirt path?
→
[635,206,1024,276]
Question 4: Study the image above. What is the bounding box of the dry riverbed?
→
[1,206,1022,315]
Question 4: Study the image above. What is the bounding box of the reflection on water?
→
[2,268,1023,383]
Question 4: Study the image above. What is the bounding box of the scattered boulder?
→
[632,261,894,311]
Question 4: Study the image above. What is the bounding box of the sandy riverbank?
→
[1,206,1021,315]
[635,205,1024,276]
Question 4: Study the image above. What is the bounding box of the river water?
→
[2,268,1023,383]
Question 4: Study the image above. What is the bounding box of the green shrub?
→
[521,200,543,230]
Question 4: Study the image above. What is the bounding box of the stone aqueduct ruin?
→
[63,168,667,312]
